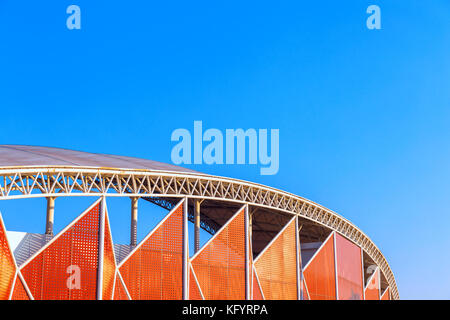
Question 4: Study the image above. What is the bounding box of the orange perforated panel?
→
[189,267,203,300]
[364,269,380,300]
[102,211,116,300]
[21,201,100,300]
[11,275,30,300]
[302,280,310,300]
[119,203,183,300]
[381,287,390,300]
[113,273,130,300]
[335,233,363,300]
[303,234,336,300]
[254,219,297,300]
[0,215,16,300]
[191,208,246,300]
[252,269,263,300]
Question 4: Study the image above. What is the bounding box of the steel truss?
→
[0,167,399,299]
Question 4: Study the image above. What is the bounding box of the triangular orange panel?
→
[191,208,246,300]
[381,287,390,300]
[189,267,203,300]
[364,269,380,300]
[303,233,336,300]
[119,201,184,300]
[0,215,16,300]
[113,273,130,300]
[102,212,116,300]
[21,201,101,300]
[254,219,297,300]
[11,275,30,300]
[252,269,263,300]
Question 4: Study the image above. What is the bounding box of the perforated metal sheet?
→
[302,280,310,300]
[102,211,116,300]
[364,269,380,300]
[191,208,246,300]
[119,202,184,300]
[335,233,363,300]
[254,219,297,300]
[20,201,100,300]
[0,215,15,300]
[303,234,336,300]
[252,269,264,300]
[11,275,30,300]
[189,266,203,300]
[113,272,130,300]
[381,287,390,300]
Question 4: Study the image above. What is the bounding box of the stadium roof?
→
[0,145,196,173]
[0,144,399,299]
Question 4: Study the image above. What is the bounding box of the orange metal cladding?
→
[102,212,116,300]
[113,273,129,300]
[252,270,263,300]
[11,275,30,300]
[191,208,246,300]
[303,234,336,300]
[364,269,380,300]
[189,267,203,300]
[335,233,364,300]
[21,202,100,300]
[0,215,16,300]
[254,219,297,300]
[119,203,184,300]
[302,280,310,300]
[381,288,390,300]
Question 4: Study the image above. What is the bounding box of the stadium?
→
[0,145,398,300]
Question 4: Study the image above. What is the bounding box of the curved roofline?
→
[0,145,399,299]
[0,144,198,174]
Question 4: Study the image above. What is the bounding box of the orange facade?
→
[335,233,364,300]
[102,211,116,300]
[381,287,390,300]
[119,201,184,300]
[113,273,130,300]
[191,208,247,300]
[254,218,298,300]
[189,266,203,300]
[0,214,16,300]
[21,201,100,300]
[364,268,381,300]
[0,198,392,300]
[303,233,336,300]
[252,268,264,300]
[11,275,30,300]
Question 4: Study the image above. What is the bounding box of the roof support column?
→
[182,198,189,300]
[130,197,138,247]
[45,197,55,236]
[194,199,202,253]
[97,196,106,300]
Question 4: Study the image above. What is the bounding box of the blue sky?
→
[0,1,449,299]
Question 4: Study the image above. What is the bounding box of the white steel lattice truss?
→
[0,167,399,299]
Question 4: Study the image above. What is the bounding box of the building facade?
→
[0,145,397,300]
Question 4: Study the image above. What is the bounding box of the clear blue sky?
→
[0,1,449,299]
